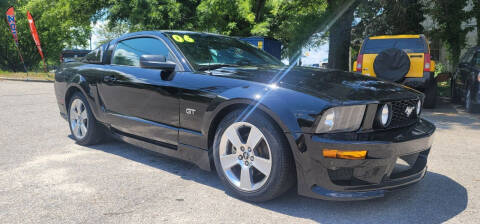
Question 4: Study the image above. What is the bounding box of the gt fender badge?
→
[186,108,196,115]
[405,106,414,117]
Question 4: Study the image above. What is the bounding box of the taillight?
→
[424,53,431,72]
[477,72,480,82]
[356,54,363,72]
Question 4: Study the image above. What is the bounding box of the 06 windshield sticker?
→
[172,34,195,43]
[184,35,194,43]
[172,34,184,42]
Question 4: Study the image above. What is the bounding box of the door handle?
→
[103,75,116,82]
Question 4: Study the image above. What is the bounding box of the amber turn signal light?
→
[323,149,367,160]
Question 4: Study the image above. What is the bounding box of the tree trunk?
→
[254,0,266,23]
[327,0,356,71]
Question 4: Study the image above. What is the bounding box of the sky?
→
[300,43,329,65]
[90,20,107,49]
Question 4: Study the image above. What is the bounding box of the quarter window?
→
[84,46,103,64]
[474,52,480,67]
[461,49,475,64]
[112,37,172,66]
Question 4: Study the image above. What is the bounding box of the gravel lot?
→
[0,80,479,224]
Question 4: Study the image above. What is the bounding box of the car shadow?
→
[84,139,468,224]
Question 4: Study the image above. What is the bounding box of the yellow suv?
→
[353,35,437,108]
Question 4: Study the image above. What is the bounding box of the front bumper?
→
[295,118,435,200]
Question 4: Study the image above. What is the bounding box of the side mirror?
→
[140,55,176,71]
[140,55,176,80]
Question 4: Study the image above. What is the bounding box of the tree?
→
[270,0,328,59]
[103,0,332,60]
[327,0,359,70]
[350,0,426,63]
[428,0,471,66]
[383,0,424,35]
[107,0,201,31]
[93,21,130,46]
[0,0,107,71]
[472,0,480,45]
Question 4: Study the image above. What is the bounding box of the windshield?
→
[362,38,426,54]
[164,32,283,71]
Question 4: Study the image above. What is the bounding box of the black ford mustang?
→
[54,31,435,202]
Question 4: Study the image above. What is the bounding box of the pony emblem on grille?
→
[405,106,414,117]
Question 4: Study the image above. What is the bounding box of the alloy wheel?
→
[218,122,272,192]
[69,99,88,139]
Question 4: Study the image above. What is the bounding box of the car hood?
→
[209,66,421,103]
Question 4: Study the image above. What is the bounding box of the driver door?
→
[97,37,181,147]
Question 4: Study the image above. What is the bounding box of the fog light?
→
[375,104,391,128]
[323,149,367,160]
[380,104,390,126]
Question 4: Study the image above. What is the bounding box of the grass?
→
[0,71,54,81]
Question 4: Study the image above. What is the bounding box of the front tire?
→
[68,92,105,145]
[213,109,295,202]
[451,78,459,103]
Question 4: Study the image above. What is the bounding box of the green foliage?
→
[353,0,425,38]
[2,0,476,72]
[472,0,480,46]
[351,0,426,58]
[428,0,471,66]
[434,62,447,77]
[104,0,329,59]
[107,0,200,31]
[0,0,106,71]
[196,0,255,36]
[271,0,328,58]
[93,21,130,46]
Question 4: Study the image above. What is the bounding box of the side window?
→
[475,52,480,67]
[85,46,103,64]
[461,49,475,64]
[112,37,172,67]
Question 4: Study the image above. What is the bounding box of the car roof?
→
[118,30,227,38]
[369,34,422,39]
[109,30,231,45]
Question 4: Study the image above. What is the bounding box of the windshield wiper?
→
[197,64,240,71]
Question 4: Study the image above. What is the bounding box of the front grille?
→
[389,99,419,128]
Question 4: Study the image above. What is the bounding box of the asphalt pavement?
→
[0,80,478,223]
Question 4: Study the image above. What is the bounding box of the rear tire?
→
[465,88,480,113]
[451,78,459,103]
[68,92,105,146]
[424,83,437,109]
[212,109,295,202]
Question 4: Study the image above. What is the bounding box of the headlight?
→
[416,100,422,116]
[375,104,391,128]
[315,105,366,133]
